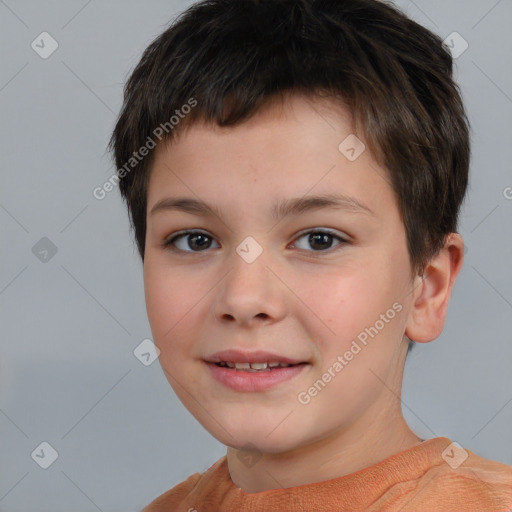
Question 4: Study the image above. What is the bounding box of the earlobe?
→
[405,233,464,343]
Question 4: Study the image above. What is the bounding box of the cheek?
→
[143,261,197,352]
[311,262,405,357]
[316,270,379,332]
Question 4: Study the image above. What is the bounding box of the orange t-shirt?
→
[142,437,512,511]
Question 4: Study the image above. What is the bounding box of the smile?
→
[215,361,296,371]
[207,361,309,391]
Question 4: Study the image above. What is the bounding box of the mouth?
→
[205,352,310,391]
[206,349,307,366]
[204,349,310,391]
[212,361,307,372]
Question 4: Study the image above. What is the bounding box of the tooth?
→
[223,361,294,371]
[250,362,268,370]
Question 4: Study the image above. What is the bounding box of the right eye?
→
[163,230,220,253]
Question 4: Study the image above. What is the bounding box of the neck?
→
[227,404,422,493]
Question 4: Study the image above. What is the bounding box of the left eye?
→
[292,229,347,252]
[163,229,347,253]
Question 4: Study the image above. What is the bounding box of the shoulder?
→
[141,457,226,512]
[400,449,512,512]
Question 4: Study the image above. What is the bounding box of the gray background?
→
[1,0,511,511]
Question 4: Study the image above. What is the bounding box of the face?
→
[143,94,417,455]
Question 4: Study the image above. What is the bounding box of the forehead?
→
[159,93,354,161]
[147,94,397,223]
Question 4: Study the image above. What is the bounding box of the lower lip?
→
[206,362,308,392]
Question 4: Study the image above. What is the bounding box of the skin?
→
[143,93,464,493]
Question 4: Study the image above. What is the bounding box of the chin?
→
[228,439,297,455]
[223,426,302,454]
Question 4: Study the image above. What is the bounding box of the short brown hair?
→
[109,0,470,278]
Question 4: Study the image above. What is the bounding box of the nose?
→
[210,246,286,328]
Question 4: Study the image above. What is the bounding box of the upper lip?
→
[205,349,306,365]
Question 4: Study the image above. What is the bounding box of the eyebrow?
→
[149,193,374,220]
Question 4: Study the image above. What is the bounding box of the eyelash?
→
[161,228,349,256]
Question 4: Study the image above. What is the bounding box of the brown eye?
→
[164,231,219,252]
[292,229,348,253]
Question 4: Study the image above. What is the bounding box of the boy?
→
[109,0,512,510]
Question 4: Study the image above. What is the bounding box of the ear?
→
[405,233,464,343]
